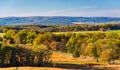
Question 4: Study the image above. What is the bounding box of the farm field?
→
[53,30,120,35]
[51,52,120,70]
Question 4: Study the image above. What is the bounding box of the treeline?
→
[1,23,120,32]
[2,29,120,63]
[0,43,52,67]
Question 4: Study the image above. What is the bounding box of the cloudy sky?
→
[0,0,120,17]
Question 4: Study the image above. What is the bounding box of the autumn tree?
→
[85,43,98,60]
[100,49,116,62]
[15,29,36,44]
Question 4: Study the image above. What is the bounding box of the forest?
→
[0,23,120,68]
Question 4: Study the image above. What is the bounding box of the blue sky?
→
[0,0,120,17]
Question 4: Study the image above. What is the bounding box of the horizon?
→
[1,16,120,18]
[0,0,120,17]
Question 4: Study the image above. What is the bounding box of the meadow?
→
[53,30,120,35]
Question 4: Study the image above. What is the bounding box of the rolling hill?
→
[0,16,120,25]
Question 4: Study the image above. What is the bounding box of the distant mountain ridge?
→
[0,16,120,25]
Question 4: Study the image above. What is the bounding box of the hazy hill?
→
[0,16,120,25]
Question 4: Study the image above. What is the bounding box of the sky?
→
[0,0,120,17]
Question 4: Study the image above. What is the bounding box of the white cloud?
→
[44,9,120,17]
[0,8,120,17]
[0,5,97,17]
[45,6,96,15]
[78,9,120,17]
[80,6,96,9]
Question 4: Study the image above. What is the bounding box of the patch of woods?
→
[0,24,120,67]
[0,43,52,67]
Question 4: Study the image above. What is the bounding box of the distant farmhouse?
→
[73,22,86,24]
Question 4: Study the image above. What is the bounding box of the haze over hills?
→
[0,16,120,25]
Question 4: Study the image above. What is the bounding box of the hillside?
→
[0,16,120,25]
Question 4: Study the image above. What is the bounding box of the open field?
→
[53,31,102,35]
[0,65,120,70]
[51,52,120,70]
[0,67,68,70]
[53,30,120,35]
[51,52,100,64]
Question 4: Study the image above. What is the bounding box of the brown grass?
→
[93,65,120,70]
[0,67,67,70]
[51,52,101,64]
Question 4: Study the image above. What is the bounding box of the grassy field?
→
[51,52,120,69]
[51,52,101,64]
[53,30,120,35]
[0,65,120,70]
[0,67,67,70]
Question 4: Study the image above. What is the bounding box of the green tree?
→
[15,30,28,44]
[32,44,52,65]
[72,47,80,58]
[33,33,53,45]
[85,43,98,58]
[4,30,13,39]
[100,49,116,62]
[66,35,76,53]
[26,31,36,44]
[15,29,36,44]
